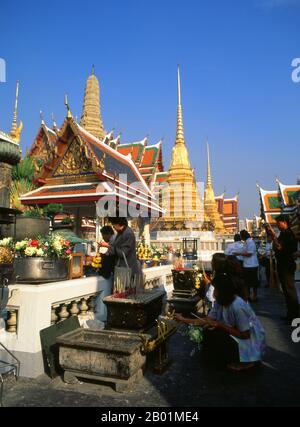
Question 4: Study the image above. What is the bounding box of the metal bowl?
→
[14,257,69,284]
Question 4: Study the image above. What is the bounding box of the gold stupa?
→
[80,66,106,140]
[204,142,225,234]
[161,67,203,228]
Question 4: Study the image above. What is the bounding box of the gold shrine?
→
[203,143,226,234]
[160,67,204,229]
[80,65,106,140]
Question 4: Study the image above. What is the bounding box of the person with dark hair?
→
[267,215,299,322]
[95,225,116,280]
[100,217,141,275]
[100,225,115,245]
[174,274,266,371]
[234,230,259,302]
[225,234,245,265]
[225,255,247,301]
[203,253,227,307]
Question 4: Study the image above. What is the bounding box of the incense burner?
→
[104,288,166,332]
[56,328,147,392]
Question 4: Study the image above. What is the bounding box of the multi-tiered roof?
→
[258,180,300,225]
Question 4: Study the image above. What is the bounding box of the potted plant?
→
[13,208,50,241]
[14,234,73,284]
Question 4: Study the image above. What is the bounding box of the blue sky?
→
[1,0,300,219]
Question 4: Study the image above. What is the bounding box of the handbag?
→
[113,251,132,296]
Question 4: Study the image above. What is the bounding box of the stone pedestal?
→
[167,269,206,314]
[57,329,147,392]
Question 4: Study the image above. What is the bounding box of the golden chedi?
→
[162,67,203,227]
[204,142,225,234]
[80,66,106,140]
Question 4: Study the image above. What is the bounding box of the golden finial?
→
[64,94,72,119]
[206,139,212,188]
[10,80,23,143]
[177,64,181,106]
[175,65,185,145]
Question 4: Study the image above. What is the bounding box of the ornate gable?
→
[53,137,93,177]
[29,124,57,174]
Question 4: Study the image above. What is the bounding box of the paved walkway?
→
[2,285,300,407]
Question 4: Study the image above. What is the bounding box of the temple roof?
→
[116,138,163,186]
[258,186,282,213]
[20,180,163,214]
[276,180,300,207]
[21,117,163,215]
[0,130,18,144]
[117,138,148,166]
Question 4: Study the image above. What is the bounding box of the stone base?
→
[63,368,144,393]
[57,329,147,390]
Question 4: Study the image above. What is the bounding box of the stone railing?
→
[51,293,100,325]
[143,264,173,294]
[0,265,174,378]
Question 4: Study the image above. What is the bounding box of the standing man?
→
[267,215,299,323]
[234,230,260,303]
[225,234,245,265]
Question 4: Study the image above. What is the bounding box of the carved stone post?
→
[79,298,89,316]
[6,309,17,333]
[58,304,69,322]
[51,307,58,325]
[70,301,80,317]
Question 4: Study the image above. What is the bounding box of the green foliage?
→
[44,203,64,218]
[187,326,204,350]
[12,156,35,182]
[61,217,74,225]
[21,207,45,218]
[10,179,36,212]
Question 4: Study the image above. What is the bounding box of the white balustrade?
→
[0,265,173,378]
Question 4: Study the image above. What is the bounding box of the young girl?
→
[175,274,266,371]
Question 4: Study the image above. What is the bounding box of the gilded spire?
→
[206,140,212,188]
[10,80,23,143]
[204,142,226,234]
[64,94,72,119]
[175,65,185,145]
[165,66,204,226]
[80,68,105,140]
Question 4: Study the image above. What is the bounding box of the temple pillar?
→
[0,162,13,208]
[143,219,151,246]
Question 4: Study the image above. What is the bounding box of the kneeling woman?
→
[174,275,266,371]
